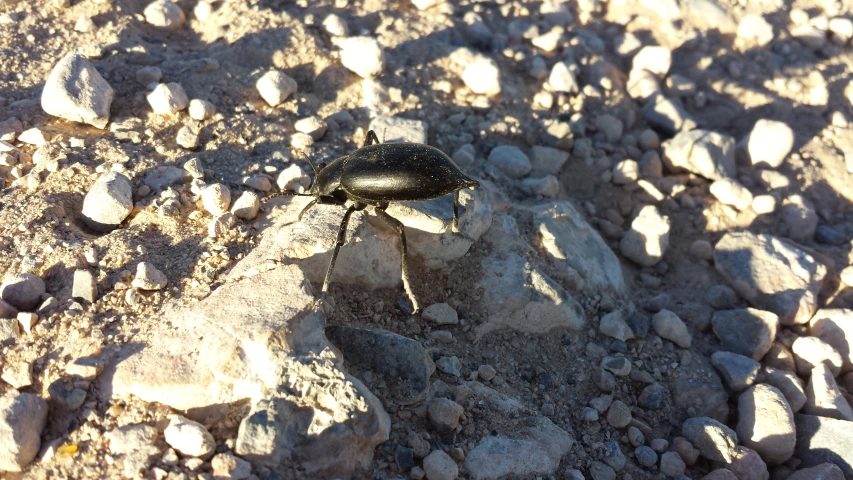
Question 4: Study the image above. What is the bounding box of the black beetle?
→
[294,129,479,314]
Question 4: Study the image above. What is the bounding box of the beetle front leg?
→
[321,202,366,295]
[363,130,380,147]
[374,206,420,315]
[452,190,461,233]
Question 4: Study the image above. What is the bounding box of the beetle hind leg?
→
[321,202,367,296]
[374,205,420,315]
[363,130,380,147]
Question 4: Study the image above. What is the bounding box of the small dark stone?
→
[607,340,628,353]
[395,445,415,472]
[626,311,650,338]
[639,383,667,410]
[645,293,670,313]
[539,373,553,389]
[815,225,846,245]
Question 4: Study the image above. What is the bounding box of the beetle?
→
[293,129,479,314]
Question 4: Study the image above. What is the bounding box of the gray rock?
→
[805,362,853,421]
[488,146,531,179]
[231,191,260,220]
[131,261,167,291]
[521,175,559,198]
[662,129,735,180]
[0,392,49,472]
[106,265,390,477]
[589,461,616,480]
[810,309,853,373]
[816,225,847,245]
[0,273,45,311]
[795,414,853,477]
[645,293,670,312]
[530,146,569,174]
[620,205,670,266]
[639,151,663,178]
[368,116,427,144]
[135,66,162,85]
[475,252,585,338]
[326,326,434,405]
[736,384,795,466]
[227,198,401,291]
[713,231,826,325]
[638,383,667,410]
[761,367,807,413]
[652,309,691,348]
[632,46,672,77]
[41,52,114,129]
[436,356,462,377]
[786,463,845,480]
[660,451,687,477]
[422,303,459,325]
[781,195,818,242]
[461,57,501,96]
[642,95,697,136]
[706,284,737,310]
[793,336,844,377]
[601,356,631,377]
[764,343,796,372]
[428,395,463,431]
[602,439,626,471]
[682,416,739,463]
[607,400,632,428]
[465,415,573,479]
[701,469,738,480]
[711,351,760,392]
[728,446,770,480]
[599,311,634,342]
[144,166,190,193]
[211,452,251,480]
[72,269,97,303]
[452,144,475,170]
[82,172,133,232]
[533,201,626,294]
[712,308,778,360]
[635,446,658,468]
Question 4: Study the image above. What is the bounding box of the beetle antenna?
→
[296,150,319,177]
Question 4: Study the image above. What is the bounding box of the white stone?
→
[144,0,186,29]
[163,416,215,458]
[276,164,310,193]
[548,61,578,93]
[0,392,48,472]
[422,303,458,325]
[147,83,189,114]
[737,15,775,47]
[322,14,348,37]
[632,46,671,77]
[135,66,162,85]
[745,119,794,168]
[462,57,501,95]
[294,116,327,140]
[256,71,297,107]
[612,160,639,184]
[131,262,167,290]
[41,52,114,129]
[367,116,427,144]
[231,191,260,220]
[619,205,670,266]
[488,146,531,179]
[710,178,753,211]
[522,175,559,198]
[340,36,385,79]
[81,172,133,231]
[652,309,692,348]
[202,183,231,215]
[752,195,776,214]
[188,99,215,120]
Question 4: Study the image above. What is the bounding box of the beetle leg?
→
[297,198,319,222]
[452,190,460,233]
[363,130,380,147]
[322,202,366,295]
[374,205,420,315]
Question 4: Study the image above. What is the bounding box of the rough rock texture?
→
[713,231,826,325]
[810,309,853,373]
[619,205,670,266]
[104,265,390,477]
[662,129,736,180]
[712,308,778,360]
[682,416,739,463]
[475,252,585,338]
[325,326,434,405]
[41,52,114,129]
[805,362,853,421]
[0,392,49,472]
[736,384,795,466]
[465,387,574,479]
[532,201,626,295]
[81,172,133,232]
[795,415,853,478]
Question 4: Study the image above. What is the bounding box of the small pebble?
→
[256,71,298,107]
[147,83,189,114]
[231,191,260,220]
[340,36,385,79]
[188,99,216,121]
[202,184,231,216]
[144,0,186,29]
[131,262,168,290]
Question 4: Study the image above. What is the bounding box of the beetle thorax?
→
[311,156,346,196]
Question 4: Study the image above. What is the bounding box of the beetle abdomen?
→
[340,143,478,202]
